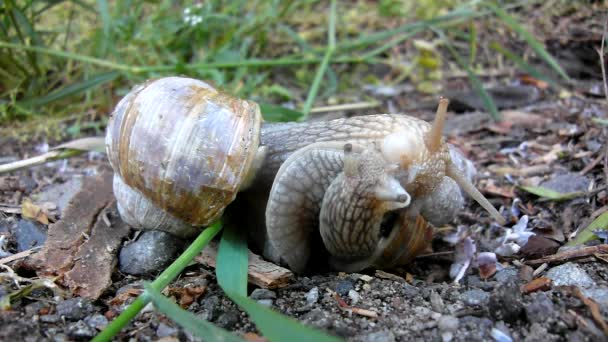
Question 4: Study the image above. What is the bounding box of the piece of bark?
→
[64,201,131,299]
[196,241,293,289]
[31,172,115,275]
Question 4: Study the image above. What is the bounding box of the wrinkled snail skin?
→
[105,76,506,273]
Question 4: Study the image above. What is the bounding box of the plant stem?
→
[301,0,337,118]
[93,221,223,342]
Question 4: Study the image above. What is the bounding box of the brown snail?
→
[105,76,505,273]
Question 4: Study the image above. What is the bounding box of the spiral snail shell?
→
[105,76,505,273]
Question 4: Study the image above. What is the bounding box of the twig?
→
[525,245,608,265]
[0,246,42,265]
[597,12,608,102]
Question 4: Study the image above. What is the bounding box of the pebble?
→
[355,330,395,342]
[156,322,178,337]
[40,314,60,323]
[359,275,374,282]
[441,332,453,342]
[545,262,595,288]
[56,298,95,321]
[199,295,220,321]
[494,267,519,284]
[348,289,360,305]
[583,287,608,309]
[216,310,240,329]
[306,287,319,305]
[430,290,445,313]
[250,288,276,300]
[336,279,354,296]
[490,327,513,342]
[67,320,97,339]
[461,289,490,307]
[437,315,459,332]
[13,220,47,252]
[118,231,184,275]
[524,292,555,323]
[402,283,419,298]
[257,299,274,307]
[540,172,590,194]
[488,282,524,323]
[84,314,108,331]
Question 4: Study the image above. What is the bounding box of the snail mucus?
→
[106,77,506,273]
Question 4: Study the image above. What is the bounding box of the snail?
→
[105,76,505,273]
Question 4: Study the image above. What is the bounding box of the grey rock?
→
[494,267,518,284]
[545,262,595,288]
[84,314,108,331]
[461,289,490,307]
[348,289,360,305]
[13,220,46,252]
[335,279,354,296]
[216,310,240,329]
[430,290,445,313]
[256,299,274,307]
[488,282,524,323]
[199,295,220,321]
[525,292,555,323]
[306,287,319,305]
[491,327,513,342]
[437,315,459,332]
[67,320,96,339]
[540,172,590,194]
[466,275,496,291]
[56,298,95,321]
[119,231,184,275]
[40,314,60,323]
[35,177,83,213]
[355,330,395,342]
[250,288,276,300]
[301,309,332,329]
[156,322,178,337]
[402,283,420,299]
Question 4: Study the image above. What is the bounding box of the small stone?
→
[488,282,524,323]
[250,288,276,300]
[545,262,595,288]
[56,298,95,321]
[348,290,360,305]
[359,275,374,282]
[355,330,395,342]
[494,267,518,284]
[119,231,185,275]
[525,292,555,323]
[582,287,608,310]
[362,284,371,291]
[491,327,513,342]
[67,320,96,339]
[256,299,274,307]
[335,279,354,296]
[437,315,459,332]
[461,289,490,307]
[216,310,239,329]
[402,283,419,298]
[84,314,108,331]
[13,220,47,252]
[306,287,319,305]
[40,314,60,323]
[156,322,178,337]
[199,296,220,321]
[540,172,590,194]
[430,291,444,313]
[441,332,453,342]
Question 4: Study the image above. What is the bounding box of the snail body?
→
[105,76,505,272]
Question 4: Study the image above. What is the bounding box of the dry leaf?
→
[21,199,49,225]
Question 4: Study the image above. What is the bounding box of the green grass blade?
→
[216,224,343,342]
[143,284,245,342]
[259,103,304,122]
[519,185,584,201]
[301,0,337,118]
[485,2,570,81]
[20,71,119,107]
[567,211,608,246]
[93,222,223,342]
[96,0,112,56]
[489,41,558,88]
[442,33,500,120]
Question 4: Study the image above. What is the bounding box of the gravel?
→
[118,231,185,275]
[545,262,595,288]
